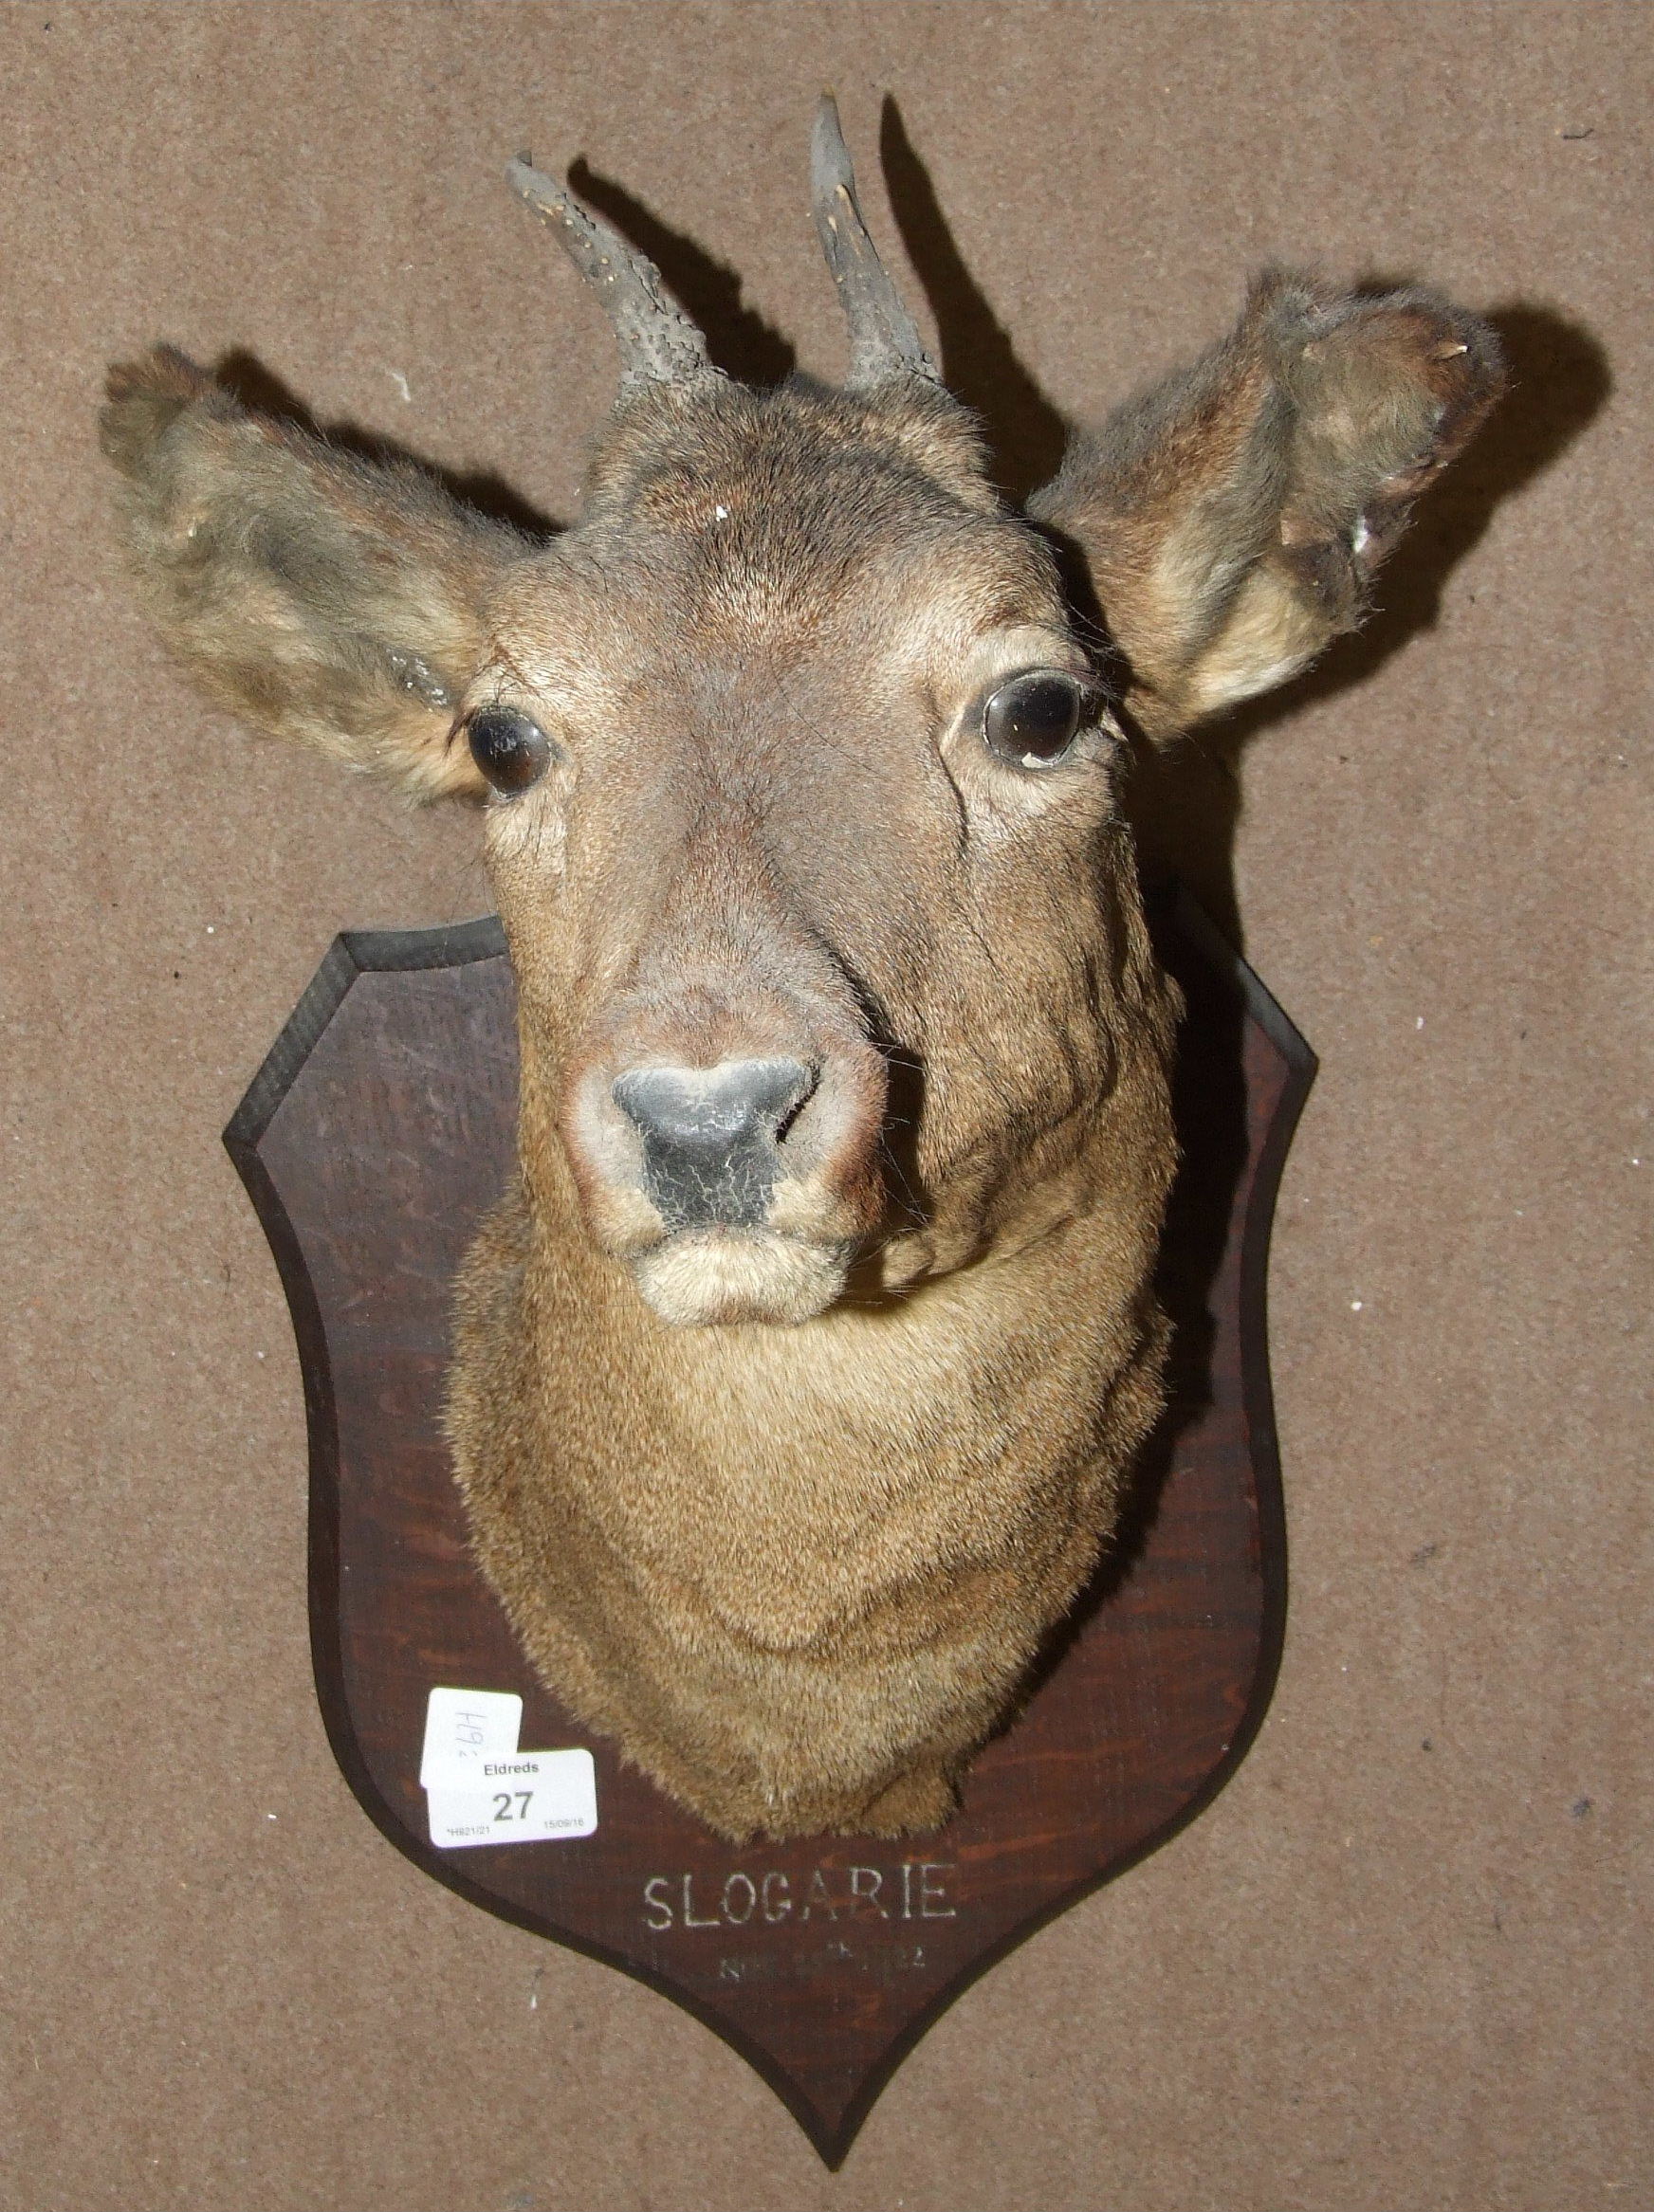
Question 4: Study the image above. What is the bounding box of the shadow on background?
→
[877,98,1070,504]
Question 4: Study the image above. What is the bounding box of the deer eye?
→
[467,705,552,794]
[982,671,1090,769]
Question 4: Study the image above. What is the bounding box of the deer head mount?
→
[101,101,1501,1841]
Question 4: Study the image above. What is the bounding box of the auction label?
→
[427,1748,599,1849]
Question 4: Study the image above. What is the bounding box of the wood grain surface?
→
[222,896,1313,2166]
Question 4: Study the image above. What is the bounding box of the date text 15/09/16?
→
[644,1863,958,1932]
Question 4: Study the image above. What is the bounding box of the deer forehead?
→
[481,503,1081,726]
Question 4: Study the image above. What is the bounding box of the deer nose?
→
[612,1057,818,1230]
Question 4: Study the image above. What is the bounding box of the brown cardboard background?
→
[1,3,1647,2206]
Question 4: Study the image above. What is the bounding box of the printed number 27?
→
[492,1791,533,1821]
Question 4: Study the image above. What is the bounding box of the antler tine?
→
[506,156,714,391]
[810,94,936,390]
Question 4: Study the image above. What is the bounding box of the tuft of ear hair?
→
[101,347,526,799]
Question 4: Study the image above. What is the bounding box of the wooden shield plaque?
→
[223,894,1313,2166]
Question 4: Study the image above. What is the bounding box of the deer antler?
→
[811,95,936,389]
[506,156,715,391]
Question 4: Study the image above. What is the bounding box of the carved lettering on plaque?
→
[641,1862,958,1931]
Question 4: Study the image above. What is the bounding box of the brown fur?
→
[101,176,1499,1841]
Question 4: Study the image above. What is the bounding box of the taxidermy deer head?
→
[101,101,1500,1840]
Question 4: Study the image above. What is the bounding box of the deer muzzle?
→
[561,1021,889,1326]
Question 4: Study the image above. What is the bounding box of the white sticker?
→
[427,1749,598,1849]
[419,1687,523,1791]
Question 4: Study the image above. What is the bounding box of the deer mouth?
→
[630,1225,859,1327]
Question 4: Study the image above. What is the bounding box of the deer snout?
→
[612,1057,818,1232]
[558,1015,890,1325]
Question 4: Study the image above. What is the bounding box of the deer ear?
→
[101,348,525,799]
[1032,275,1503,739]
